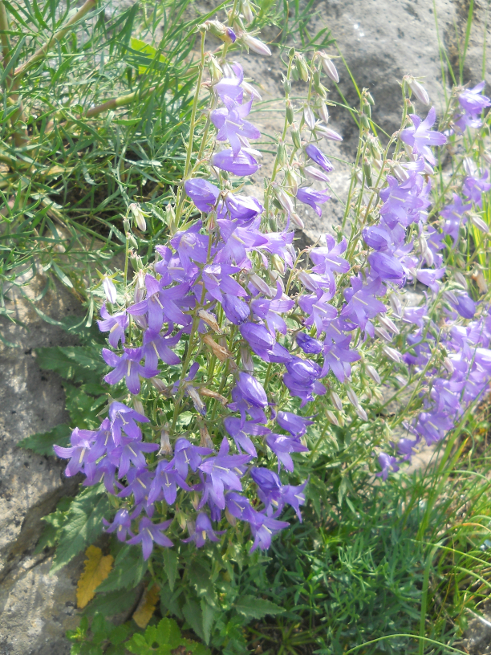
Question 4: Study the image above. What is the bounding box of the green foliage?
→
[126,618,211,655]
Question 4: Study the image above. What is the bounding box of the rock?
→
[0,271,84,654]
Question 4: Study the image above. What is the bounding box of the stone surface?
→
[0,272,84,655]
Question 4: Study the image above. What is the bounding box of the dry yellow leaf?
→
[132,584,160,629]
[76,545,114,609]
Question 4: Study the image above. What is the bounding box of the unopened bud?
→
[291,126,301,149]
[275,187,295,214]
[316,124,343,141]
[382,345,402,363]
[443,357,454,375]
[392,163,409,183]
[129,203,146,231]
[276,142,287,167]
[366,92,375,106]
[249,272,274,296]
[378,314,399,335]
[346,386,359,409]
[329,389,343,411]
[454,271,467,289]
[102,276,117,304]
[303,105,316,129]
[318,101,330,124]
[240,345,254,373]
[286,100,294,124]
[272,254,285,275]
[243,33,272,56]
[355,406,368,421]
[159,426,172,456]
[295,54,309,82]
[225,508,237,526]
[469,213,489,233]
[389,293,403,317]
[187,386,206,415]
[241,0,254,24]
[325,409,340,426]
[366,364,381,384]
[319,52,339,82]
[208,55,223,84]
[132,396,145,416]
[283,78,291,95]
[200,387,228,405]
[408,78,430,105]
[304,165,330,183]
[291,212,304,229]
[286,169,299,194]
[151,377,170,395]
[242,80,262,101]
[374,326,392,342]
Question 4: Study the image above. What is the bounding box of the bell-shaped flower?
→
[224,416,270,456]
[400,107,447,165]
[321,336,360,382]
[118,467,154,505]
[248,510,290,552]
[212,98,261,155]
[98,304,128,348]
[147,459,191,505]
[142,328,181,369]
[212,148,259,176]
[103,347,158,395]
[108,437,159,479]
[174,437,212,479]
[184,178,220,212]
[109,401,149,445]
[305,144,334,172]
[53,427,98,477]
[102,509,133,542]
[296,187,330,216]
[266,433,309,472]
[182,513,224,548]
[198,437,251,509]
[127,518,173,560]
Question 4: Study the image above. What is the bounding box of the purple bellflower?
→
[182,513,224,548]
[102,347,158,395]
[212,148,259,176]
[98,305,128,348]
[305,144,334,172]
[127,518,173,560]
[296,187,330,216]
[102,508,133,542]
[400,107,447,165]
[184,178,220,212]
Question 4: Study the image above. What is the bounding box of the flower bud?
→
[325,409,340,426]
[132,396,145,416]
[382,345,402,363]
[249,272,274,296]
[317,101,330,124]
[316,124,343,141]
[151,378,170,395]
[366,364,381,384]
[304,165,330,183]
[469,213,489,233]
[129,202,146,231]
[346,386,359,409]
[241,0,254,24]
[283,78,291,95]
[389,292,403,317]
[295,54,309,82]
[408,78,430,105]
[374,326,392,342]
[378,314,399,335]
[275,187,295,214]
[276,142,287,167]
[355,406,368,421]
[200,388,228,405]
[454,271,467,289]
[208,55,223,84]
[286,169,299,195]
[240,345,254,373]
[272,254,285,275]
[329,389,343,411]
[366,92,375,106]
[102,277,117,304]
[303,105,316,129]
[291,212,304,229]
[286,100,294,124]
[243,33,272,56]
[242,80,262,100]
[159,426,173,456]
[291,126,301,149]
[319,52,339,83]
[392,163,409,183]
[443,357,454,375]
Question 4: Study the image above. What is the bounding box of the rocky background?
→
[0,0,489,653]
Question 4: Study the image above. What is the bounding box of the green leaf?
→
[126,633,153,655]
[155,618,181,648]
[182,599,205,642]
[234,595,284,621]
[97,545,148,592]
[63,383,106,428]
[188,561,216,604]
[51,486,109,573]
[18,423,70,456]
[162,548,178,592]
[200,600,216,645]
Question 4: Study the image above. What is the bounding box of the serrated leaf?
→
[97,545,148,592]
[163,548,178,592]
[77,545,114,609]
[18,423,70,456]
[126,633,153,655]
[63,383,106,428]
[183,599,205,642]
[132,584,160,629]
[50,486,109,573]
[200,600,216,645]
[155,618,181,648]
[234,595,284,620]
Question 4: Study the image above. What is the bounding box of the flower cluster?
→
[54,26,491,561]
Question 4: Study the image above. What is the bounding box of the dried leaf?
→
[198,310,222,334]
[132,584,160,629]
[201,334,230,360]
[77,545,114,609]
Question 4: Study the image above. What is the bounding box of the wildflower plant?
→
[47,0,491,581]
